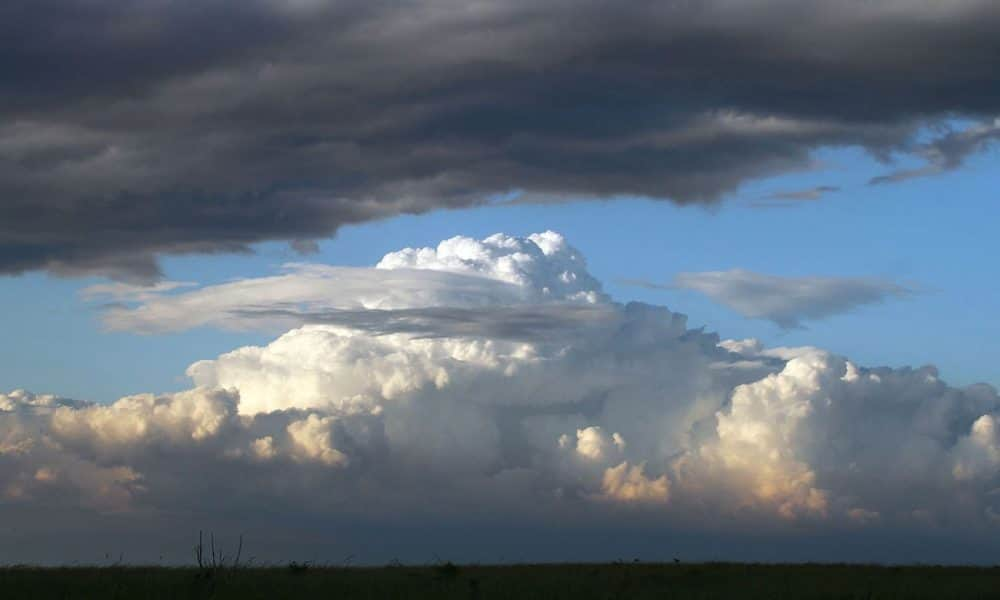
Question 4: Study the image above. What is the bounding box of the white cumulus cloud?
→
[4,231,1000,563]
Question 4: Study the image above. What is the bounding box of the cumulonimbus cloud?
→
[4,231,1000,563]
[2,0,1000,279]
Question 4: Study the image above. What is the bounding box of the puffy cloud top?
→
[377,231,606,303]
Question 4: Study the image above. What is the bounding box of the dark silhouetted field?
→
[4,562,1000,599]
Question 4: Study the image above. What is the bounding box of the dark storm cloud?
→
[3,0,1000,279]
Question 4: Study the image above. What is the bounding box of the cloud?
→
[3,1,1000,278]
[870,119,1000,184]
[226,304,620,344]
[97,264,528,333]
[96,231,608,334]
[289,239,321,256]
[751,185,840,208]
[677,344,1000,525]
[377,231,606,304]
[673,269,913,328]
[566,426,626,462]
[617,278,673,291]
[5,230,1000,563]
[79,280,197,303]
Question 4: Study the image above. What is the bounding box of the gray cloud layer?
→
[3,0,1000,279]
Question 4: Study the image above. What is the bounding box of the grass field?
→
[4,562,1000,599]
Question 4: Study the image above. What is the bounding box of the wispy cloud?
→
[79,280,196,303]
[750,185,840,208]
[94,265,529,333]
[870,119,1000,185]
[91,232,605,333]
[671,269,913,328]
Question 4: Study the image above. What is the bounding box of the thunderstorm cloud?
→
[4,232,1000,563]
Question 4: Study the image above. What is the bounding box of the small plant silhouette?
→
[434,561,460,579]
[194,530,243,574]
[287,561,310,574]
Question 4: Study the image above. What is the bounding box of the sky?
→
[2,0,1000,565]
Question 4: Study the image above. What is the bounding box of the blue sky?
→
[3,144,996,404]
